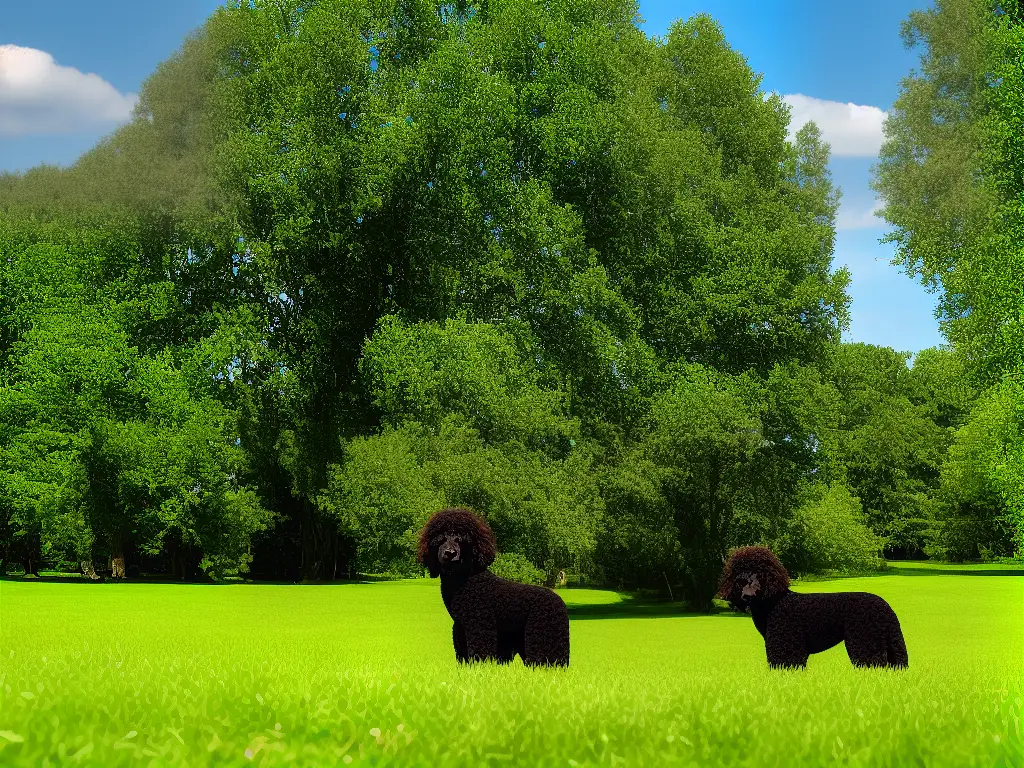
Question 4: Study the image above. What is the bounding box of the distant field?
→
[0,566,1021,767]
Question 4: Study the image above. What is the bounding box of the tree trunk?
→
[169,535,181,579]
[545,570,567,588]
[81,560,102,581]
[343,533,357,579]
[109,532,126,579]
[299,499,337,582]
[674,456,733,613]
[167,531,205,581]
[698,457,724,612]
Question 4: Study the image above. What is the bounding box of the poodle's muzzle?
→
[730,574,760,612]
[438,539,461,566]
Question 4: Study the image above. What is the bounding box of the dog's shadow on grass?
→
[829,565,1024,578]
[0,574,392,585]
[564,596,746,620]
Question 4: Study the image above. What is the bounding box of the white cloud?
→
[836,199,885,231]
[0,45,137,137]
[782,93,887,158]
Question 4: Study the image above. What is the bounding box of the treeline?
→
[0,0,1019,607]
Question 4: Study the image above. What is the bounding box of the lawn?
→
[0,566,1021,767]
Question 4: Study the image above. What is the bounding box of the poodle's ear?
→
[416,524,440,578]
[422,552,441,579]
[470,516,497,570]
[758,549,791,598]
[716,548,749,602]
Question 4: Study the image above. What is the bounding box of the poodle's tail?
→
[887,621,909,669]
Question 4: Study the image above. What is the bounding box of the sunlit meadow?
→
[1,565,1021,767]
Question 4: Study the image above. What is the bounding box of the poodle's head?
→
[417,507,497,578]
[716,546,790,611]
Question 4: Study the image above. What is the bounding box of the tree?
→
[0,222,272,579]
[939,379,1024,559]
[591,24,848,377]
[873,0,1024,385]
[204,0,659,577]
[872,0,992,372]
[873,1,1024,558]
[319,424,444,576]
[826,343,948,557]
[208,1,850,582]
[643,366,766,608]
[781,484,884,575]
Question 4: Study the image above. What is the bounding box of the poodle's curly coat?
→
[417,507,570,667]
[717,546,909,670]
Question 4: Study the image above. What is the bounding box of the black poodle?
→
[717,546,909,670]
[417,507,570,667]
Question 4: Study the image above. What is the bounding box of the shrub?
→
[490,552,546,585]
[786,484,884,574]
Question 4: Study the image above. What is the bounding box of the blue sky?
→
[0,0,943,354]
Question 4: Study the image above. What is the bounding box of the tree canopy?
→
[1,0,1019,605]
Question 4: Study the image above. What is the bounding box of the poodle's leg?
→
[496,632,518,664]
[522,605,570,667]
[844,626,889,668]
[452,621,468,663]
[464,619,499,662]
[765,633,808,669]
[886,621,909,669]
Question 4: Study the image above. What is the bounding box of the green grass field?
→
[1,566,1021,767]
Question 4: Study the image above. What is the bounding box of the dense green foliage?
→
[1,0,1021,604]
[0,571,1021,766]
[874,0,1024,557]
[782,484,884,574]
[826,344,950,557]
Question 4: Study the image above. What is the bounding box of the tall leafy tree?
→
[601,360,839,608]
[210,0,849,581]
[939,379,1023,559]
[874,0,1024,555]
[0,213,272,578]
[874,0,1024,384]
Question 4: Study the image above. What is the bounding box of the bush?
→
[785,484,884,575]
[318,426,445,574]
[490,552,546,585]
[925,509,1018,562]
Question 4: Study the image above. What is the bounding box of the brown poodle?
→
[717,546,909,670]
[417,507,570,666]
